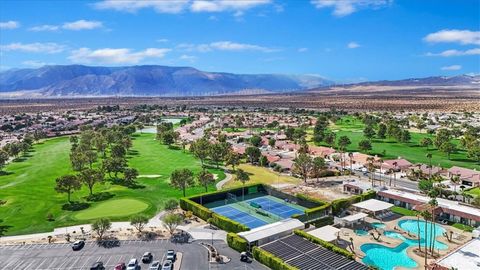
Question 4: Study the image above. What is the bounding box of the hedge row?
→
[179,197,213,221]
[294,230,355,260]
[296,193,328,206]
[185,183,263,202]
[226,232,248,252]
[304,203,332,222]
[331,190,376,215]
[252,246,298,270]
[311,216,334,228]
[208,213,249,233]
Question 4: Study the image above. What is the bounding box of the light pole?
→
[211,231,214,246]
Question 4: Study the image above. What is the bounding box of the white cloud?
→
[93,0,270,14]
[68,47,171,64]
[179,54,197,62]
[190,0,270,12]
[311,0,390,17]
[29,25,59,32]
[441,65,461,71]
[0,42,65,54]
[22,60,48,67]
[0,20,20,29]
[94,0,189,13]
[298,47,308,52]
[156,38,169,43]
[177,41,278,53]
[424,29,480,45]
[347,42,360,49]
[426,48,480,57]
[62,20,103,30]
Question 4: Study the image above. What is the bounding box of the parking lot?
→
[0,239,267,270]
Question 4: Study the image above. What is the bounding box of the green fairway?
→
[0,133,223,236]
[75,198,149,220]
[310,116,479,170]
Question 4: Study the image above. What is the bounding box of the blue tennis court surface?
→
[247,197,305,219]
[211,205,268,229]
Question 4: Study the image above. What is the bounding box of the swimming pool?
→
[361,219,447,270]
[371,222,386,229]
[355,229,369,236]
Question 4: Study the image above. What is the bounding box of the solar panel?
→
[259,233,369,270]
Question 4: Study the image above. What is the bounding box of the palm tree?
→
[348,152,353,172]
[416,213,422,252]
[451,175,460,194]
[378,158,384,186]
[421,210,432,270]
[393,161,398,187]
[428,196,438,255]
[366,157,375,188]
[426,153,433,178]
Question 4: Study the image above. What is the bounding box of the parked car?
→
[114,263,126,270]
[149,261,161,270]
[161,260,173,270]
[142,252,153,263]
[126,258,138,270]
[166,250,176,262]
[90,262,105,270]
[240,252,252,263]
[71,240,85,251]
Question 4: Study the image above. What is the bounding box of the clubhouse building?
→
[378,189,480,227]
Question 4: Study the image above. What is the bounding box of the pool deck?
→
[336,216,472,270]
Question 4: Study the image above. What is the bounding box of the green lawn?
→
[0,133,223,236]
[391,206,418,216]
[466,187,480,197]
[75,198,149,220]
[312,116,480,170]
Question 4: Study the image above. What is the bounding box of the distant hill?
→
[0,65,332,97]
[333,75,480,88]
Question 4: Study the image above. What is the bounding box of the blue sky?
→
[0,0,479,81]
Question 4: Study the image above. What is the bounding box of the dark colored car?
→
[166,250,176,262]
[90,262,105,270]
[114,263,126,270]
[142,252,153,263]
[72,240,85,251]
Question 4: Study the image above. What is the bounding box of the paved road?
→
[0,239,266,270]
[352,171,419,191]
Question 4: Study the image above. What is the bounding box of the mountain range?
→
[0,65,478,98]
[0,65,331,97]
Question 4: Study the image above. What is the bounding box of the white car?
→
[126,258,138,270]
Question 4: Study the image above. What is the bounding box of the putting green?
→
[75,198,149,220]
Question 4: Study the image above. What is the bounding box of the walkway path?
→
[216,171,233,190]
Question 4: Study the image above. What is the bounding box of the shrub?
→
[227,232,248,252]
[331,190,376,215]
[179,198,213,221]
[296,193,328,206]
[164,198,179,212]
[252,246,298,270]
[311,216,334,227]
[294,230,354,260]
[62,202,90,211]
[318,170,335,178]
[208,213,249,233]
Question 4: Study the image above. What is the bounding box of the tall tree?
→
[92,218,111,240]
[312,157,326,181]
[79,168,104,196]
[235,169,250,201]
[54,175,81,203]
[293,153,313,183]
[358,139,372,153]
[170,168,195,197]
[245,146,261,164]
[363,125,376,140]
[190,138,210,169]
[0,150,9,172]
[225,151,240,172]
[197,171,214,192]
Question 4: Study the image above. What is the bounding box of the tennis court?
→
[211,205,269,229]
[246,196,305,219]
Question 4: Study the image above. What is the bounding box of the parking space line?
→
[2,258,19,269]
[79,257,90,270]
[34,258,48,270]
[67,256,82,270]
[44,258,58,269]
[55,257,70,270]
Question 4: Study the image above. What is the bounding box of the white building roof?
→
[307,225,340,242]
[238,218,304,243]
[353,199,393,212]
[381,189,480,220]
[342,212,369,223]
[435,237,480,269]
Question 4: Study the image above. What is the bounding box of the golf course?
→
[310,116,480,170]
[0,133,224,236]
